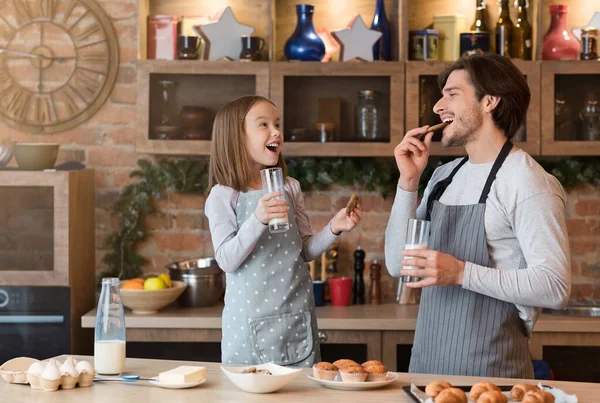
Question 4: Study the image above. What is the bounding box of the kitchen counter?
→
[2,355,599,402]
[81,303,600,332]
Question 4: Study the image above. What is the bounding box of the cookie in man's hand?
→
[346,194,360,216]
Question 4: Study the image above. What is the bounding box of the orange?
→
[130,278,145,284]
[121,280,144,290]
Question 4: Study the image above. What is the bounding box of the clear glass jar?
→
[94,278,126,375]
[356,90,383,141]
[579,93,600,141]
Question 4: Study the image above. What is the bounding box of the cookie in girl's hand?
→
[346,194,360,216]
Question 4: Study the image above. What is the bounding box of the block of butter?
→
[158,366,206,384]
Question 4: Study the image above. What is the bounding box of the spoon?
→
[94,374,157,382]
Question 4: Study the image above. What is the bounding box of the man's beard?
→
[441,103,482,148]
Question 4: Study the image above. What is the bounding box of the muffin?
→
[362,360,385,368]
[339,365,367,383]
[363,364,388,382]
[332,359,359,369]
[312,362,338,381]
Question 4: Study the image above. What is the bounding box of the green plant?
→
[101,158,209,280]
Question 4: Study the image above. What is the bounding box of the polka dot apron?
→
[221,189,320,368]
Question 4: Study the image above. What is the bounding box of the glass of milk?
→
[94,278,126,375]
[402,219,431,283]
[260,167,289,233]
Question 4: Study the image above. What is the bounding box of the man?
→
[385,53,570,378]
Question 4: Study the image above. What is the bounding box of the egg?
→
[41,359,61,380]
[28,361,46,376]
[60,357,78,377]
[75,360,95,375]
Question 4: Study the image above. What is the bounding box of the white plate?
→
[308,372,399,390]
[149,378,206,389]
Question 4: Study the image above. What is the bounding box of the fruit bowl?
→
[120,281,187,314]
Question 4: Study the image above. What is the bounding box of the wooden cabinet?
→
[135,60,270,155]
[271,62,404,157]
[133,0,598,157]
[541,62,600,156]
[318,329,382,364]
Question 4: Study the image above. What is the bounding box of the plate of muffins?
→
[308,359,399,390]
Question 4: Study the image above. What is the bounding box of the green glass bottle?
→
[513,0,532,59]
[471,0,489,32]
[495,0,514,57]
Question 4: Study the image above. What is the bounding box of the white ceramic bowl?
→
[220,362,302,394]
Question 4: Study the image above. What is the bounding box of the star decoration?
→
[332,15,382,62]
[195,7,255,61]
[573,11,600,41]
[316,28,341,62]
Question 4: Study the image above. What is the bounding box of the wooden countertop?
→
[2,355,598,402]
[81,303,600,332]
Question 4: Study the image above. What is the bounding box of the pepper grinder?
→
[352,246,365,305]
[369,260,381,304]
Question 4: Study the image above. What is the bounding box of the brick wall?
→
[0,0,598,305]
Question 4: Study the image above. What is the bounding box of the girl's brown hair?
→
[208,95,287,191]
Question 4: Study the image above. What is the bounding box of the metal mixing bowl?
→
[166,257,224,307]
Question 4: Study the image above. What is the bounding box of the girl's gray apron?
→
[409,140,534,378]
[221,188,320,367]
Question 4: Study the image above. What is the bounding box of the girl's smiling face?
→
[244,101,283,170]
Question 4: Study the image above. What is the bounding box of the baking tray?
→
[402,384,551,403]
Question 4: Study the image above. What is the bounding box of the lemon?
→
[159,273,172,288]
[144,277,167,290]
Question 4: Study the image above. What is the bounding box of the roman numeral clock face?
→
[0,0,119,133]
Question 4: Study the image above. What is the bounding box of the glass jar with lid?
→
[356,90,384,141]
[581,26,598,61]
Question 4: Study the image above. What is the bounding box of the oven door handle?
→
[0,315,64,324]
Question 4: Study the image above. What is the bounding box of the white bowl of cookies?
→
[221,362,302,394]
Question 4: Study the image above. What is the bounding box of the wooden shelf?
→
[274,0,400,61]
[541,61,600,156]
[283,142,395,157]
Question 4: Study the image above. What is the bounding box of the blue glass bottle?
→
[284,4,325,61]
[371,0,391,60]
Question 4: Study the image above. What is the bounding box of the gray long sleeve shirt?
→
[205,177,340,273]
[385,149,571,334]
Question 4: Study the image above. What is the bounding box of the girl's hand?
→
[254,192,288,225]
[330,204,363,235]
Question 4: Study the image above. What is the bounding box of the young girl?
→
[205,95,363,367]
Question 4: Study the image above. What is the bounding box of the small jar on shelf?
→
[580,27,598,61]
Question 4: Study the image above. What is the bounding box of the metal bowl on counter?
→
[166,257,224,307]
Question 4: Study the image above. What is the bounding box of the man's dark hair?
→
[437,53,530,139]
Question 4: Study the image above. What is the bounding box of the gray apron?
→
[409,140,534,378]
[221,188,320,368]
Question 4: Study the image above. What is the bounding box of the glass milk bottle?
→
[95,278,126,375]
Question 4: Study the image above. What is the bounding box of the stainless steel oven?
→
[0,286,71,363]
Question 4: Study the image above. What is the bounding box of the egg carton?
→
[0,356,96,392]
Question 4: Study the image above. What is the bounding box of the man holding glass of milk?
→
[384,53,571,379]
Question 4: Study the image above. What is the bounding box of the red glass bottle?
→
[542,4,580,60]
